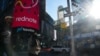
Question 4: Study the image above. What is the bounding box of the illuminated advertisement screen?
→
[12,0,40,30]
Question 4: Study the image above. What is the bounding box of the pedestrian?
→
[28,38,41,56]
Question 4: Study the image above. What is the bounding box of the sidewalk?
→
[76,48,100,56]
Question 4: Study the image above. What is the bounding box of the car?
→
[50,46,70,53]
[41,45,51,52]
[41,47,51,52]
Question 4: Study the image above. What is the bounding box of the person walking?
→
[28,36,41,56]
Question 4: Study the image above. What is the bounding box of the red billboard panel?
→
[12,0,40,30]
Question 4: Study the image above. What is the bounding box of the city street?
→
[0,0,100,56]
[40,51,70,56]
[12,51,70,56]
[39,48,100,56]
[4,50,100,56]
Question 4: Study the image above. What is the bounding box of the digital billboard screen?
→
[12,0,40,30]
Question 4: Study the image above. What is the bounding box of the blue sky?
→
[46,0,67,20]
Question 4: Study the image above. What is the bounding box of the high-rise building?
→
[57,5,65,23]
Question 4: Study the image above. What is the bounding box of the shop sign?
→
[17,27,35,32]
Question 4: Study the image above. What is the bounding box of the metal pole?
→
[67,0,76,56]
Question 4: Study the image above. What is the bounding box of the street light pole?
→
[67,0,76,56]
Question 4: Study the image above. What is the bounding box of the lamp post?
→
[67,0,76,56]
[57,0,76,56]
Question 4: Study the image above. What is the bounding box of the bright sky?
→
[89,0,100,19]
[46,0,67,20]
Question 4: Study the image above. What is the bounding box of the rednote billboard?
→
[12,0,40,30]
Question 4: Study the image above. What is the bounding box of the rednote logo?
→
[12,0,40,30]
[16,16,37,23]
[15,0,39,9]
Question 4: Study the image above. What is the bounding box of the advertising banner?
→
[12,0,40,30]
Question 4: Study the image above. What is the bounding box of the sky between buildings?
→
[46,0,67,21]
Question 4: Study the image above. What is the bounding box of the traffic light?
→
[60,22,67,29]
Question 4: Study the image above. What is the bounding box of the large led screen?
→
[12,0,40,30]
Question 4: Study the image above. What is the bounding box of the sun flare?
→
[89,0,100,19]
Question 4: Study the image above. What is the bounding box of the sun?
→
[89,0,100,19]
